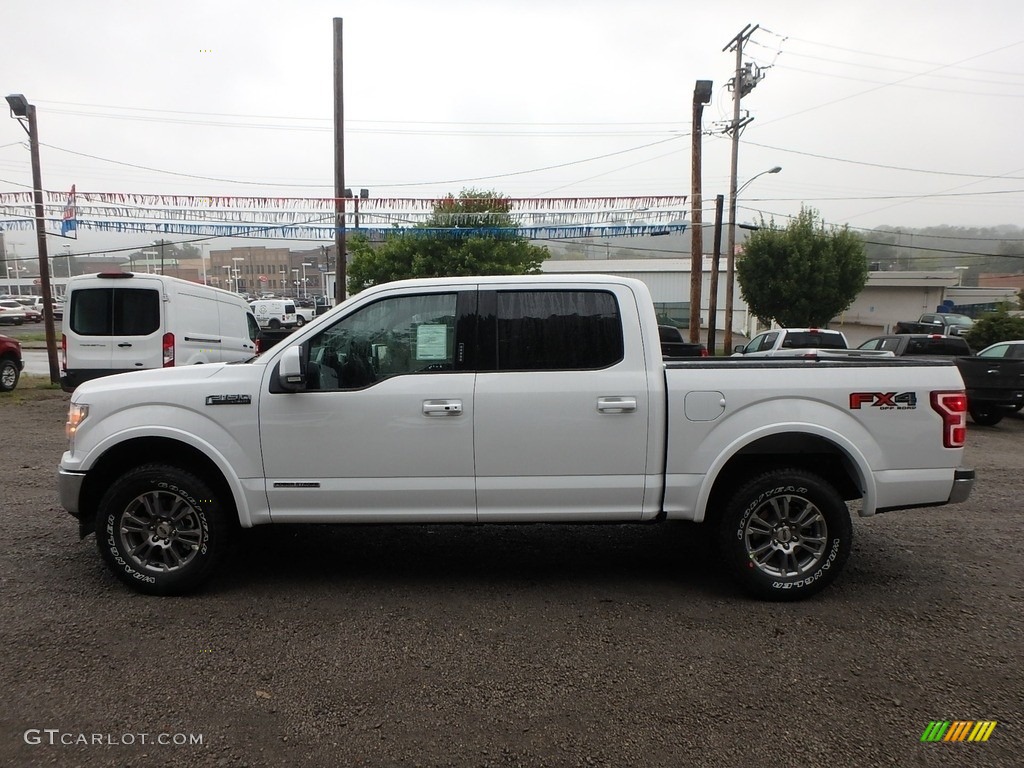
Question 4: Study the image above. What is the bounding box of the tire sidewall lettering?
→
[101,477,212,588]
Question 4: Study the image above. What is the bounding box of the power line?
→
[754,39,1024,128]
[33,134,688,190]
[739,139,1024,180]
[759,30,1024,77]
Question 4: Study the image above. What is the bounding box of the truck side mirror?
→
[277,344,307,391]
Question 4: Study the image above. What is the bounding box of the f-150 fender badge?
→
[849,392,917,410]
[205,394,252,405]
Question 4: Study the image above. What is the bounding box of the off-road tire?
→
[95,464,231,595]
[717,468,852,601]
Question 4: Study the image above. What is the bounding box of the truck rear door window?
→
[496,290,623,370]
[69,288,160,336]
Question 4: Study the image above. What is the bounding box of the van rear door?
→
[67,283,162,372]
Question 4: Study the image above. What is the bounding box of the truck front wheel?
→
[95,464,231,595]
[717,469,852,601]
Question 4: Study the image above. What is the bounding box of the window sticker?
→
[416,324,448,360]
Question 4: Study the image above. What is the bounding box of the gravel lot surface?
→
[1,386,1020,767]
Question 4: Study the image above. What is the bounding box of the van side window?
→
[70,288,160,336]
[246,313,261,344]
[496,290,622,370]
[305,293,458,390]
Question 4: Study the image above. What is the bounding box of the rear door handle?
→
[423,399,463,416]
[597,396,637,413]
[117,342,133,348]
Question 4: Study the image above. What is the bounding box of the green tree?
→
[347,188,548,294]
[737,207,868,327]
[964,307,1024,351]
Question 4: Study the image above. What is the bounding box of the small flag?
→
[61,184,77,237]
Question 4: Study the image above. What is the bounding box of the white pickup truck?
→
[733,327,894,358]
[58,275,974,600]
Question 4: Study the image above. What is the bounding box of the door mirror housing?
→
[733,344,746,354]
[278,344,307,391]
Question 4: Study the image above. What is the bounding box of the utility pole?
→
[333,17,346,306]
[5,94,59,384]
[689,80,713,343]
[722,24,761,354]
[707,194,724,354]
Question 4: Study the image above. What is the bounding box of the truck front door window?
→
[305,293,459,390]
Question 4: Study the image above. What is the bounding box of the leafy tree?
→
[964,307,1024,351]
[347,188,548,294]
[737,207,868,327]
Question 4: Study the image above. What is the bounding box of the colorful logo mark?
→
[921,721,997,742]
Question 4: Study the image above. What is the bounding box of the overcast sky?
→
[1,0,1023,259]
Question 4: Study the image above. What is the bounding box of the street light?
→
[723,165,782,352]
[301,263,313,298]
[232,257,245,293]
[5,92,59,383]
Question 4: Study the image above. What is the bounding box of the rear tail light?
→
[700,347,709,357]
[162,332,175,367]
[931,391,967,448]
[61,333,67,371]
[254,337,263,354]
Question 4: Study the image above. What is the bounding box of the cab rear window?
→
[780,332,845,349]
[69,288,160,336]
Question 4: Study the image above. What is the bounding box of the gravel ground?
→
[1,387,1020,767]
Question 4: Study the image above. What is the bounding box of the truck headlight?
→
[66,403,89,448]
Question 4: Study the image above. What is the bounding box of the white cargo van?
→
[61,272,261,392]
[250,299,297,330]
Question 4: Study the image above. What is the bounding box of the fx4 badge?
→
[849,392,918,410]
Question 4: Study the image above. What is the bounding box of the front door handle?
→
[597,396,637,413]
[423,399,463,416]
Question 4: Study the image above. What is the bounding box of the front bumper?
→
[58,467,86,517]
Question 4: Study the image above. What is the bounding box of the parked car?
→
[250,298,298,330]
[894,312,975,337]
[294,304,316,327]
[733,328,893,358]
[658,325,707,358]
[0,333,24,391]
[61,272,261,392]
[976,339,1024,359]
[17,296,46,314]
[953,339,1024,425]
[857,334,972,357]
[0,300,27,325]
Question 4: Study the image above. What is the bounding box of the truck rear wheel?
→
[95,464,230,595]
[968,406,1004,426]
[717,469,851,601]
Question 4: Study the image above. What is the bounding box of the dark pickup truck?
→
[659,325,707,358]
[860,334,1022,425]
[857,334,972,357]
[894,312,974,337]
[954,340,1024,425]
